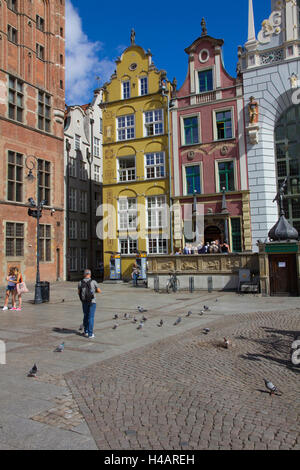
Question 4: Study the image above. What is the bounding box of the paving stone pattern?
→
[65,309,300,450]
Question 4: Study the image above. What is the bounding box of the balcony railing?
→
[195,91,216,104]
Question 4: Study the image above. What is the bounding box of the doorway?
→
[269,254,298,296]
[204,225,222,244]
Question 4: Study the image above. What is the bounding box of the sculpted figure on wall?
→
[248,96,259,125]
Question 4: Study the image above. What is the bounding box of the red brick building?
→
[0,0,65,285]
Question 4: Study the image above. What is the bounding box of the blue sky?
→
[66,0,271,105]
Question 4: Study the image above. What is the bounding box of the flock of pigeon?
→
[26,298,283,397]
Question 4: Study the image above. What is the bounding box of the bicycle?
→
[166,273,180,293]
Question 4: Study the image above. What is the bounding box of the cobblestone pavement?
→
[65,309,300,451]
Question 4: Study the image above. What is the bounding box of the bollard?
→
[208,276,213,293]
[154,276,159,293]
[189,276,194,293]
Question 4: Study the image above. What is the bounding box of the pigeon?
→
[203,328,210,334]
[264,379,282,396]
[132,317,138,323]
[203,305,211,312]
[223,337,230,349]
[54,342,65,352]
[123,313,130,320]
[157,319,164,327]
[79,324,84,331]
[28,363,38,377]
[186,311,193,317]
[113,314,119,320]
[137,321,144,330]
[142,315,148,322]
[137,306,147,313]
[112,323,119,330]
[198,310,204,316]
[174,317,182,326]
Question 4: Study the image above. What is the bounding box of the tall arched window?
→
[275,104,300,233]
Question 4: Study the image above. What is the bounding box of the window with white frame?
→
[69,188,77,211]
[80,221,88,240]
[215,110,233,140]
[117,115,135,141]
[144,109,164,136]
[69,219,77,239]
[147,196,167,229]
[75,134,81,150]
[100,118,103,134]
[145,153,165,179]
[79,161,87,180]
[122,81,130,99]
[94,164,101,182]
[118,198,138,231]
[79,191,87,213]
[140,77,148,96]
[69,247,78,272]
[69,156,77,177]
[148,237,168,254]
[94,137,100,157]
[118,156,136,182]
[119,238,138,255]
[80,248,87,271]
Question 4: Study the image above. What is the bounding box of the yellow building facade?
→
[101,37,173,280]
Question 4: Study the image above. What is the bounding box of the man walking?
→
[78,269,101,339]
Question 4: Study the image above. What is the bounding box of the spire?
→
[247,0,256,43]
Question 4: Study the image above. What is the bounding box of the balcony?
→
[195,90,216,104]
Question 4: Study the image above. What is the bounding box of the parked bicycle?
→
[166,273,180,293]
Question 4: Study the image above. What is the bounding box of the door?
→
[269,254,298,296]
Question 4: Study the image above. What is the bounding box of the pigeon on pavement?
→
[198,310,204,316]
[137,321,144,330]
[186,311,192,317]
[223,337,230,349]
[142,315,148,322]
[123,313,130,320]
[203,305,211,312]
[157,320,164,327]
[174,317,182,326]
[203,328,210,334]
[28,363,38,377]
[264,379,282,396]
[112,323,119,330]
[54,342,65,352]
[132,317,138,323]
[113,314,119,320]
[137,306,147,313]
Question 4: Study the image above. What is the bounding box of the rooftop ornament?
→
[201,18,207,37]
[268,177,299,242]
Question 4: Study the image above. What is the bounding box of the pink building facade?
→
[171,24,252,252]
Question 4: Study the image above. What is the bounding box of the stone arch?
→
[118,188,138,198]
[116,105,135,117]
[116,145,136,157]
[143,100,164,112]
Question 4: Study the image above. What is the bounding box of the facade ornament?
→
[268,177,299,241]
[248,96,259,124]
[258,9,282,45]
[130,28,136,45]
[201,18,207,37]
[289,73,298,89]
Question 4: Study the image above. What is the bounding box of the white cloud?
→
[65,0,115,105]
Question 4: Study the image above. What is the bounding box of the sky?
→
[65,0,271,105]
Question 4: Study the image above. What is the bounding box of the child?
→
[14,267,23,311]
[3,267,17,311]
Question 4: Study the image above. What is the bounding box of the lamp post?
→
[161,75,175,254]
[25,155,47,304]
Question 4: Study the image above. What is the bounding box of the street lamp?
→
[161,75,175,254]
[25,155,46,304]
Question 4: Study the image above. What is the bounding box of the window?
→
[117,115,135,141]
[80,248,87,271]
[69,156,77,177]
[36,15,45,32]
[218,161,235,192]
[94,164,101,182]
[8,25,17,44]
[183,117,199,145]
[39,225,51,262]
[36,43,45,60]
[145,153,165,179]
[119,238,138,255]
[8,76,23,122]
[80,221,88,240]
[100,118,103,134]
[69,247,78,272]
[94,137,100,157]
[7,151,23,202]
[215,110,233,140]
[38,159,51,204]
[79,161,87,181]
[140,77,148,96]
[60,54,63,65]
[60,27,64,37]
[122,81,130,99]
[79,191,87,213]
[69,188,77,211]
[147,196,167,229]
[199,70,213,93]
[60,80,64,89]
[148,237,168,255]
[7,0,17,12]
[231,218,242,252]
[118,198,138,230]
[5,222,24,257]
[185,165,201,195]
[69,220,77,239]
[38,91,51,132]
[75,134,81,150]
[144,109,164,136]
[118,157,136,182]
